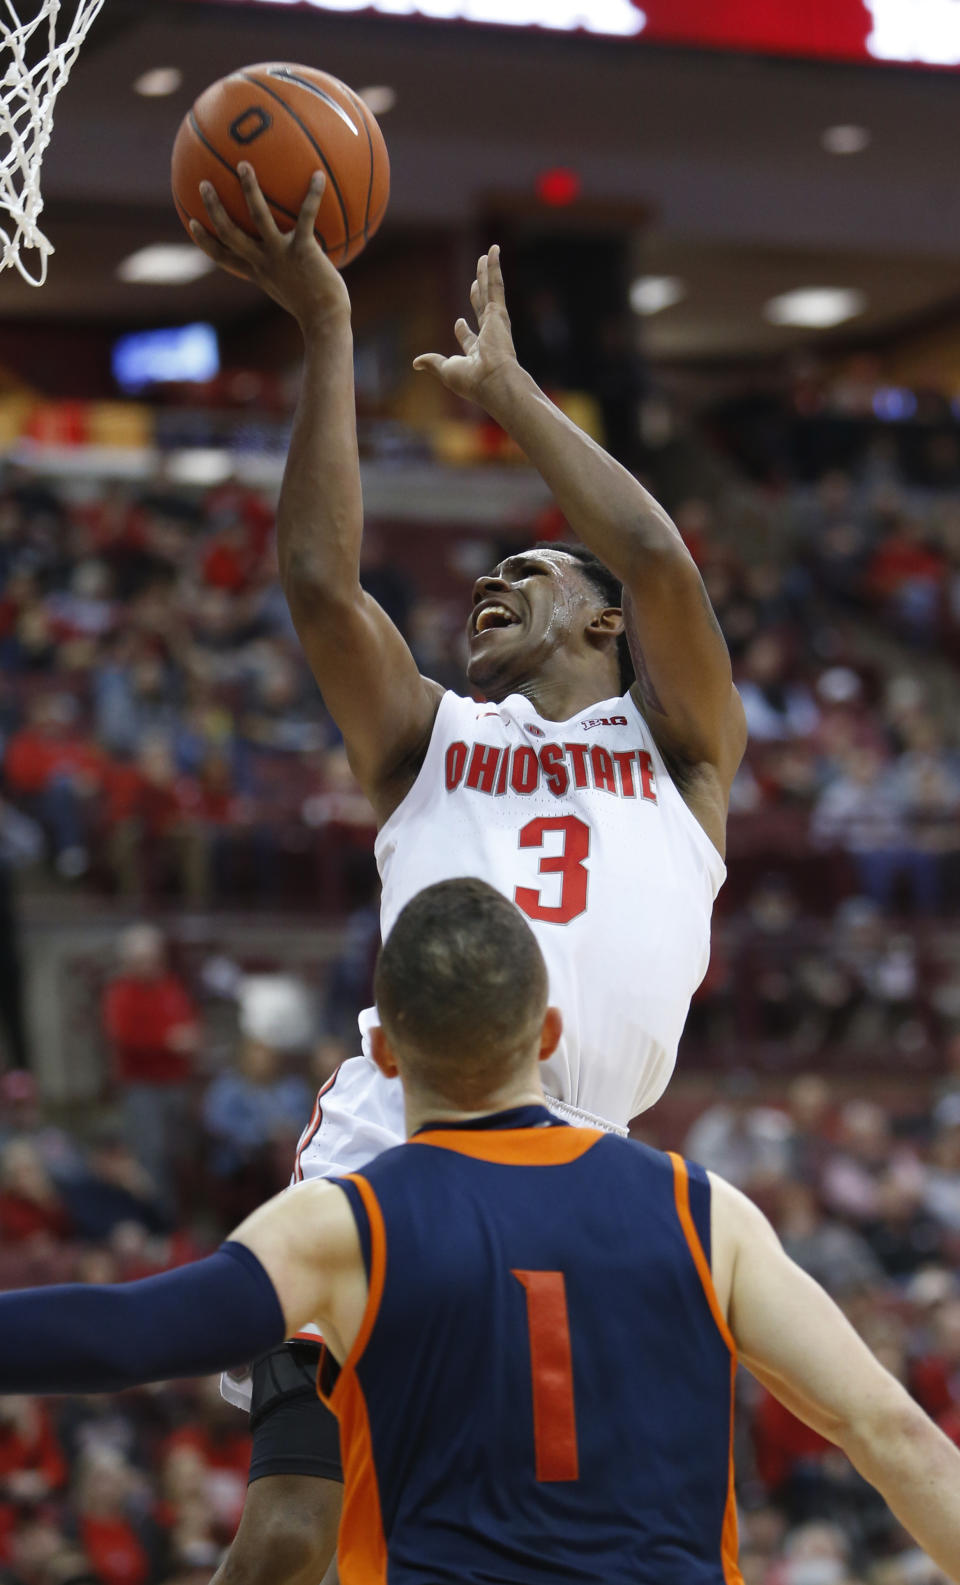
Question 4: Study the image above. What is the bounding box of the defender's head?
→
[372,878,562,1113]
[466,543,634,701]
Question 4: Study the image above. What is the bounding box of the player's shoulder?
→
[597,1130,675,1170]
[575,1129,695,1193]
[345,1138,411,1185]
[594,1134,718,1214]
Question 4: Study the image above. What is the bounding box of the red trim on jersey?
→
[293,1068,341,1183]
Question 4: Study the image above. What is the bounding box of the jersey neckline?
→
[497,690,628,729]
[412,1103,561,1137]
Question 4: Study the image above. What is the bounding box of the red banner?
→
[174,1,960,70]
[642,0,873,63]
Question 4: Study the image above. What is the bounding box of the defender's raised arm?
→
[714,1178,960,1582]
[192,166,441,823]
[415,246,746,849]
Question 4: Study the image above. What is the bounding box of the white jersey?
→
[299,686,723,1165]
[221,687,726,1398]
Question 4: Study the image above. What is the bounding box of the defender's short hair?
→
[532,541,635,694]
[374,879,548,1106]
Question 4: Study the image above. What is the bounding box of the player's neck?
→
[404,1078,548,1137]
[489,661,621,721]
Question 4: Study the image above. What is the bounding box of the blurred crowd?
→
[691,465,960,876]
[0,470,392,912]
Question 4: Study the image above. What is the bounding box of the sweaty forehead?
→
[492,549,583,580]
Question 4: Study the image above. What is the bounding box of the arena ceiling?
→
[4,0,960,359]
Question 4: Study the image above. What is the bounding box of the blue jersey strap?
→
[0,1241,286,1396]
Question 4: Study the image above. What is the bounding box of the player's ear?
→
[538,1006,563,1063]
[586,605,625,642]
[370,1025,400,1081]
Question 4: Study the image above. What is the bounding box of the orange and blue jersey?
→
[322,1103,743,1585]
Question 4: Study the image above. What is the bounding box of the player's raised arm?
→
[191,166,442,822]
[713,1177,960,1582]
[414,247,746,799]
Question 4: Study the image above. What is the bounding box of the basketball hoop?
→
[0,0,106,287]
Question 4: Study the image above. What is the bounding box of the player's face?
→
[466,550,600,695]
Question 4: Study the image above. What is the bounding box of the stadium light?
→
[764,287,866,328]
[629,276,686,316]
[134,67,184,97]
[117,245,214,285]
[821,124,871,155]
[167,449,234,486]
[358,85,397,114]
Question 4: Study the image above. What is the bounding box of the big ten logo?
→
[866,0,960,65]
[580,715,628,731]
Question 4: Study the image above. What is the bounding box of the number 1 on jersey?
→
[515,816,590,925]
[512,1269,579,1482]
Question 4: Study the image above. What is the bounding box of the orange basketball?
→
[171,63,390,269]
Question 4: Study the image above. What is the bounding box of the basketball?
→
[171,62,390,269]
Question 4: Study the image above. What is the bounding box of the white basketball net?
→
[0,0,106,286]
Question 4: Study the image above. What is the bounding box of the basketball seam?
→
[181,113,330,255]
[240,71,352,246]
[335,201,387,265]
[364,196,389,240]
[342,85,376,239]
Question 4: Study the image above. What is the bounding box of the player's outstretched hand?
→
[190,164,350,332]
[413,245,519,407]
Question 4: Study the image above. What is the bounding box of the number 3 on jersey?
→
[515,816,590,925]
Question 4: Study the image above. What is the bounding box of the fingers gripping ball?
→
[171,63,390,268]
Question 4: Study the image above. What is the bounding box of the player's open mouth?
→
[472,602,521,636]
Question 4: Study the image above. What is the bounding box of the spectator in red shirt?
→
[0,1398,67,1517]
[72,1452,162,1585]
[102,925,198,1212]
[3,695,104,880]
[200,521,254,595]
[868,516,947,600]
[866,515,947,642]
[0,1140,72,1246]
[0,1514,79,1583]
[910,1294,960,1433]
[160,1379,251,1540]
[752,1387,832,1496]
[106,739,208,903]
